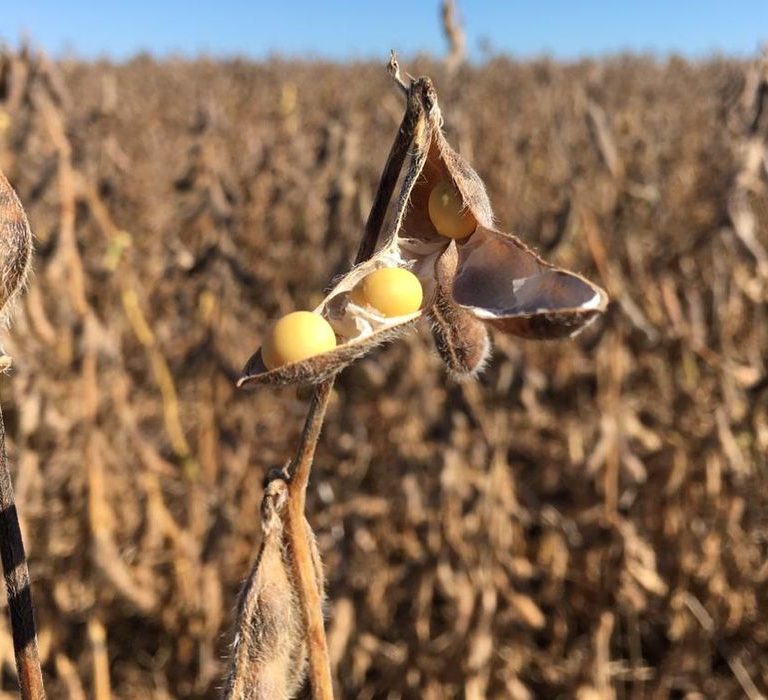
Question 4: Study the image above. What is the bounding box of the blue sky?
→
[3,1,767,61]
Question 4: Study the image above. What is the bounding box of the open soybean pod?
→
[394,76,607,378]
[237,250,426,387]
[238,81,437,389]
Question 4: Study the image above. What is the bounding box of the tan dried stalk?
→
[0,170,45,698]
[283,379,335,699]
[727,47,768,278]
[441,0,466,76]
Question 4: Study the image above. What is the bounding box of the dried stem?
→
[237,63,426,699]
[440,0,466,75]
[0,404,46,700]
[287,379,335,504]
[284,378,335,699]
[0,170,45,698]
[727,49,768,278]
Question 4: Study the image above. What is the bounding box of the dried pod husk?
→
[238,251,426,387]
[388,78,607,342]
[0,171,33,324]
[388,78,494,247]
[223,475,324,700]
[238,82,435,389]
[428,242,490,379]
[452,226,609,339]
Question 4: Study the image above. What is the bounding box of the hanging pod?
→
[429,242,491,379]
[223,475,323,699]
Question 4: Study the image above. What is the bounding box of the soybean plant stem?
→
[286,66,425,700]
[0,403,46,700]
[286,378,335,700]
[287,378,335,507]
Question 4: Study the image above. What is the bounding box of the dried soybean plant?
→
[441,0,466,76]
[226,54,607,699]
[223,57,417,700]
[0,170,45,698]
[726,46,768,279]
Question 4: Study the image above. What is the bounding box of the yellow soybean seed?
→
[428,179,477,239]
[261,311,337,370]
[358,267,423,317]
[349,282,367,307]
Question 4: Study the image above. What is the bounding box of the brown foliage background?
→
[0,49,766,698]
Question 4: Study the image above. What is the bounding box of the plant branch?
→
[0,170,44,699]
[440,0,467,75]
[276,65,425,700]
[285,377,335,700]
[287,377,335,501]
[0,404,46,700]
